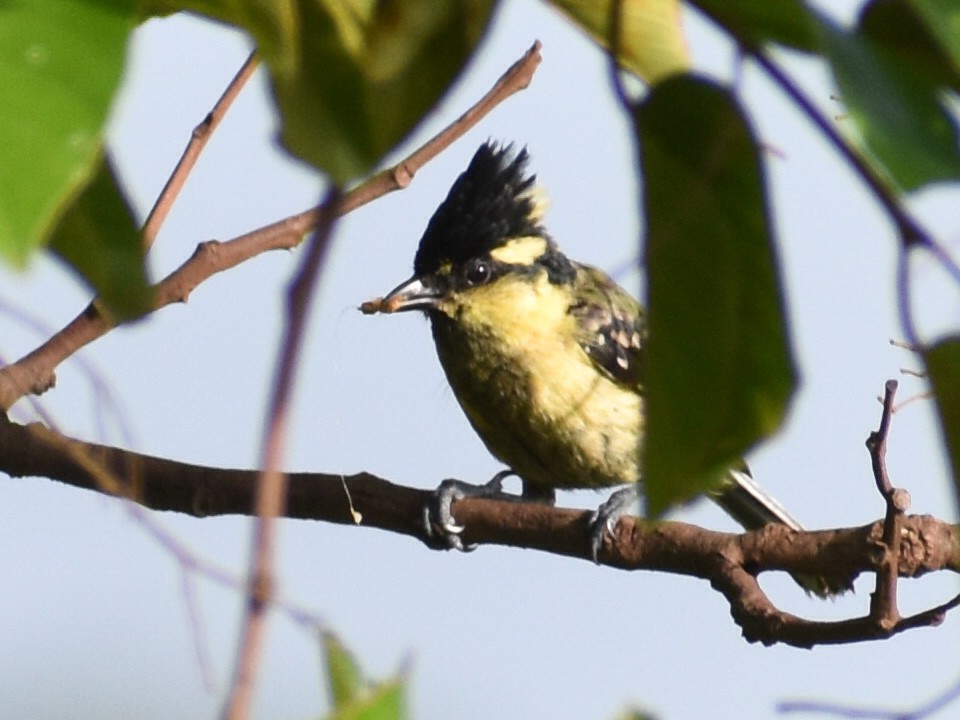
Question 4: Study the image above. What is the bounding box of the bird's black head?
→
[365,142,576,317]
[413,142,549,277]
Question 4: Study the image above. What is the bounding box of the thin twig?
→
[892,390,932,413]
[867,380,897,497]
[865,380,906,631]
[0,53,261,411]
[744,47,960,349]
[142,51,260,249]
[0,52,260,414]
[745,49,941,347]
[0,297,132,436]
[180,570,215,692]
[896,245,919,348]
[221,188,340,720]
[606,0,633,111]
[337,40,542,215]
[747,50,930,252]
[0,42,543,412]
[0,413,324,638]
[779,673,960,718]
[890,338,921,352]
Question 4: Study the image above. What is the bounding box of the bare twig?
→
[747,50,929,253]
[896,244,918,347]
[606,0,633,111]
[339,40,542,214]
[779,673,960,718]
[890,338,921,352]
[221,188,341,720]
[740,49,960,350]
[142,51,260,249]
[0,52,262,411]
[0,412,323,636]
[0,41,543,412]
[742,48,960,355]
[865,380,907,631]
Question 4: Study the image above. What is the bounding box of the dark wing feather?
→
[568,264,646,389]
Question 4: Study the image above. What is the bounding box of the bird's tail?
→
[711,468,853,598]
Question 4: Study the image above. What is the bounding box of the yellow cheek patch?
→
[489,236,549,266]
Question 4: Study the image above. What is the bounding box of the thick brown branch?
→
[2,415,958,649]
[0,415,427,535]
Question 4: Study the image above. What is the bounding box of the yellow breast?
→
[432,271,642,490]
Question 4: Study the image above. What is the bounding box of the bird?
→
[362,141,849,597]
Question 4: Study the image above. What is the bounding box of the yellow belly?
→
[431,273,642,490]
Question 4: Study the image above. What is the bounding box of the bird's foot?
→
[423,470,517,551]
[587,485,640,563]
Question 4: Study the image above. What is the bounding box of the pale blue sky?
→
[2,2,959,719]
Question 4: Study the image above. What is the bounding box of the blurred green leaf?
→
[636,74,796,516]
[329,678,406,720]
[818,10,960,191]
[323,630,364,710]
[48,154,150,319]
[0,0,135,266]
[172,0,494,184]
[547,0,690,83]
[612,708,658,720]
[911,0,960,78]
[689,0,818,52]
[924,338,960,515]
[861,0,960,92]
[320,630,407,720]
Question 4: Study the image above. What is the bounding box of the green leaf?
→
[0,0,135,266]
[612,708,658,720]
[636,74,796,516]
[323,630,364,710]
[329,678,406,720]
[172,0,495,184]
[320,631,407,720]
[688,0,818,52]
[547,0,690,83]
[924,338,960,514]
[862,0,960,92]
[48,154,150,320]
[910,0,960,81]
[817,10,960,191]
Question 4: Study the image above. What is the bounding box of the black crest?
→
[413,142,547,276]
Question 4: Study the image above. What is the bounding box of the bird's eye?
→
[463,258,492,286]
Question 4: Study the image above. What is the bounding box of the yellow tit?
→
[364,141,848,597]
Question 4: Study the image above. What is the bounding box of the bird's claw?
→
[422,471,515,551]
[587,485,640,563]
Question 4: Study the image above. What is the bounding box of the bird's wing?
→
[567,263,647,390]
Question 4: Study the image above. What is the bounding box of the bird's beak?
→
[361,275,442,315]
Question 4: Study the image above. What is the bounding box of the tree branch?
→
[2,412,958,649]
[142,51,261,249]
[742,48,960,349]
[0,41,543,411]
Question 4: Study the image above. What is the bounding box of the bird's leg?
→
[521,482,556,505]
[423,469,519,551]
[422,472,559,551]
[587,485,641,563]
